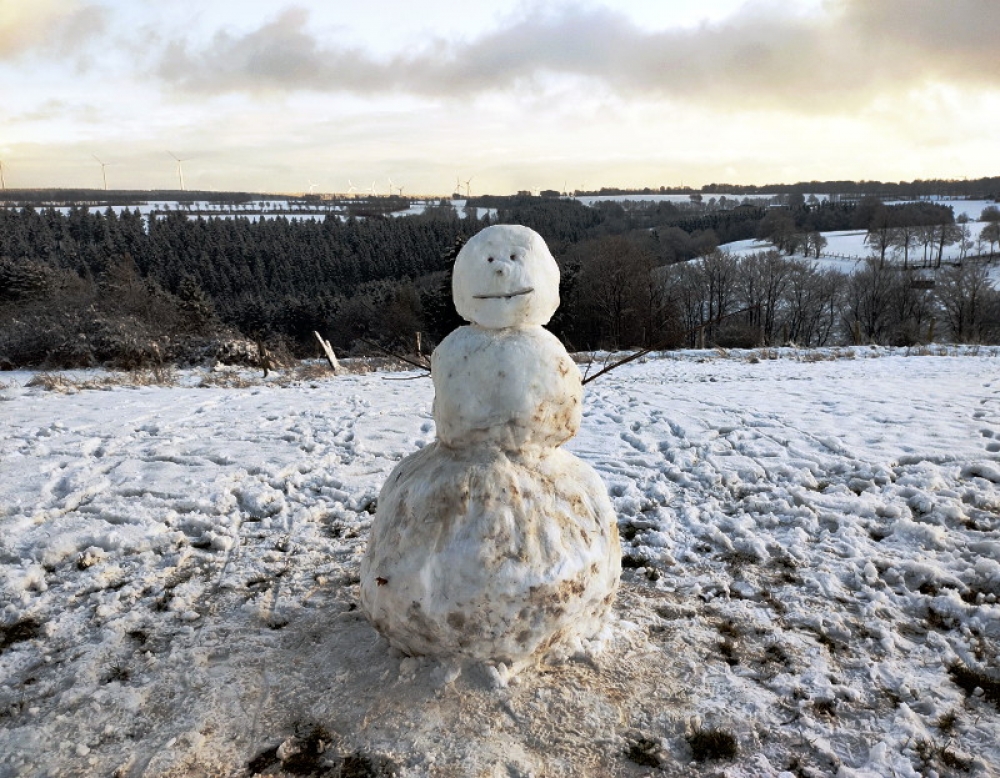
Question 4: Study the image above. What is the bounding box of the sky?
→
[1,0,998,196]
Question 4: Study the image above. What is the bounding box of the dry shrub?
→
[128,366,177,386]
[25,373,78,392]
[195,370,260,389]
[291,362,336,381]
[799,348,858,362]
[25,369,177,392]
[338,356,417,375]
[687,728,738,762]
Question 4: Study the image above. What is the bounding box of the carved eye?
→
[487,256,494,263]
[509,254,517,261]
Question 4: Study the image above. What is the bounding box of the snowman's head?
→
[452,225,560,328]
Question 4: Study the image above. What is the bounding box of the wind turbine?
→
[93,155,110,190]
[464,177,473,198]
[0,159,5,191]
[387,176,395,197]
[454,176,462,197]
[167,151,189,191]
[366,179,377,197]
[347,179,357,196]
[308,180,319,194]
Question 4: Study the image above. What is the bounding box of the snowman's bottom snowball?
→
[359,442,621,667]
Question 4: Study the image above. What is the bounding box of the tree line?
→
[1,195,999,369]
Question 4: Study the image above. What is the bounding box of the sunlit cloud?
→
[151,1,1000,112]
[0,1,108,60]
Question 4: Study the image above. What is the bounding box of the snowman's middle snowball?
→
[432,325,581,452]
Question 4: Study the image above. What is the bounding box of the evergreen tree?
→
[177,275,217,334]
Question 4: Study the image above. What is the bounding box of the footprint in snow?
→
[80,437,106,457]
[620,431,649,453]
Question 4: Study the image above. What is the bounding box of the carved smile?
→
[472,287,534,300]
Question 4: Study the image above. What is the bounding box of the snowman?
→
[360,224,620,670]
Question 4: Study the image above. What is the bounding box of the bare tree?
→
[572,236,659,349]
[886,272,936,345]
[980,205,1000,223]
[890,222,919,269]
[782,262,843,347]
[805,231,827,258]
[935,223,962,268]
[916,224,936,266]
[735,250,793,345]
[865,205,894,268]
[842,257,898,343]
[935,262,998,342]
[756,210,799,254]
[699,250,739,343]
[980,221,1000,260]
[957,223,975,262]
[657,251,741,347]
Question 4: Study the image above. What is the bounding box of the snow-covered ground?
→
[38,200,340,216]
[573,196,995,221]
[2,348,1000,777]
[721,203,1000,286]
[576,194,764,207]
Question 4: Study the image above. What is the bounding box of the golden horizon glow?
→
[1,0,998,196]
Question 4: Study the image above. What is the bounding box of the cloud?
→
[155,8,385,93]
[837,0,999,84]
[0,1,108,60]
[152,1,1000,111]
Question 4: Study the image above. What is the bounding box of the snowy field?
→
[2,348,1000,777]
[720,201,998,273]
[576,194,759,207]
[718,231,1000,282]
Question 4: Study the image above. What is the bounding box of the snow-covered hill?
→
[2,348,1000,776]
[718,200,999,278]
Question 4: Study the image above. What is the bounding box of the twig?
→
[581,303,762,385]
[357,338,431,372]
[581,347,655,385]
